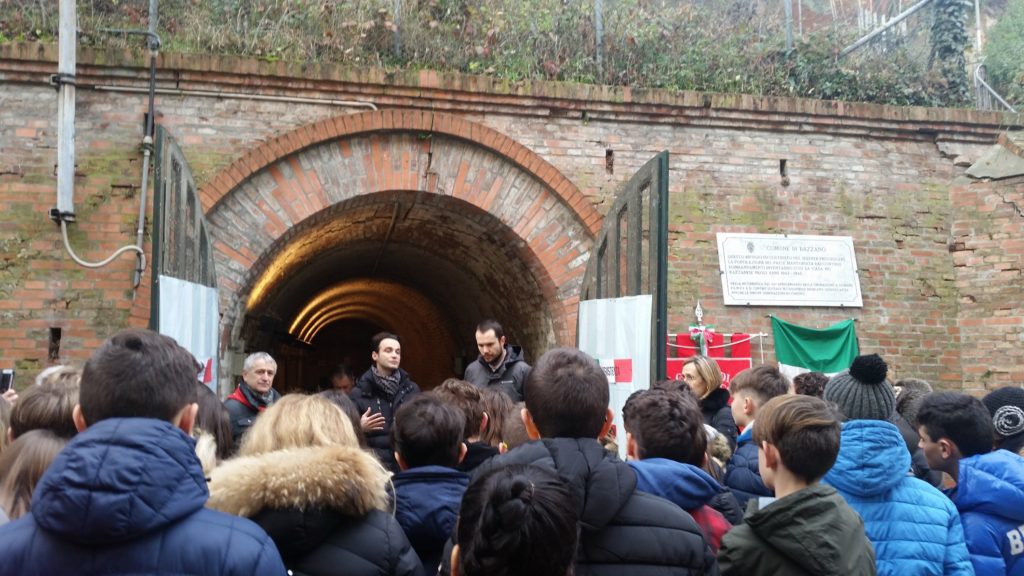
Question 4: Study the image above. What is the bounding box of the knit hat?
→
[982,387,1024,441]
[824,354,896,421]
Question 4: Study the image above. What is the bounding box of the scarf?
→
[371,365,402,401]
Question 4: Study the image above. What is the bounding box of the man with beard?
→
[463,319,530,402]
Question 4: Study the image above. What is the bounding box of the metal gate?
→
[151,126,220,383]
[580,151,670,380]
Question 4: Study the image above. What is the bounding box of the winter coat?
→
[393,465,470,575]
[457,440,499,472]
[350,367,420,472]
[224,381,282,446]
[951,449,1024,576]
[724,425,772,510]
[701,388,738,451]
[463,344,531,402]
[473,437,720,576]
[824,419,974,576]
[629,458,734,553]
[207,444,423,576]
[718,483,877,576]
[709,490,745,526]
[0,418,286,576]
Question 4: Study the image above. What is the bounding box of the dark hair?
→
[792,372,828,398]
[371,332,400,353]
[392,394,465,468]
[480,388,514,447]
[456,464,579,576]
[319,388,368,448]
[9,376,80,439]
[753,395,840,483]
[0,429,68,520]
[194,383,234,460]
[78,329,200,425]
[622,388,706,466]
[917,392,995,457]
[433,378,485,441]
[475,319,505,340]
[331,363,354,380]
[524,348,609,439]
[730,365,790,404]
[653,379,699,402]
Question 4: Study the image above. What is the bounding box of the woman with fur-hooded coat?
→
[206,394,423,576]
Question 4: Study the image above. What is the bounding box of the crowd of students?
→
[0,329,1023,576]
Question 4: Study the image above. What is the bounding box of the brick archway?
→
[203,111,597,388]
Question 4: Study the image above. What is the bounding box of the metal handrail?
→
[974,63,1017,113]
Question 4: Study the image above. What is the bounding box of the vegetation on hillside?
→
[984,0,1024,107]
[0,0,1011,108]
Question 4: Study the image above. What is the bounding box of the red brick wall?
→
[1,43,1021,392]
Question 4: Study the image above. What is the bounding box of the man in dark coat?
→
[471,347,719,576]
[0,329,286,576]
[350,331,420,472]
[224,351,281,446]
[463,319,531,402]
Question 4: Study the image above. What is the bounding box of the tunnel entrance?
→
[202,111,601,394]
[235,191,555,392]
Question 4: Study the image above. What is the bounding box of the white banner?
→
[158,275,219,391]
[578,295,652,460]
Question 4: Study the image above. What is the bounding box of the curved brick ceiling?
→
[240,190,556,388]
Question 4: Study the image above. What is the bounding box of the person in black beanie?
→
[982,386,1024,455]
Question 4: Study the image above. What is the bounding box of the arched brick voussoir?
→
[199,109,602,236]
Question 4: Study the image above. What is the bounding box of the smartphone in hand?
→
[0,369,14,393]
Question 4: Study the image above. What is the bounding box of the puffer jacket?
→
[629,458,734,553]
[207,444,423,576]
[393,465,470,575]
[350,367,420,472]
[718,483,876,576]
[824,419,974,576]
[0,418,286,576]
[463,344,531,402]
[724,425,772,510]
[951,449,1024,576]
[701,388,738,451]
[472,437,719,576]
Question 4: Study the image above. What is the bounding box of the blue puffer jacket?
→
[0,418,286,576]
[824,419,973,576]
[724,426,771,510]
[952,449,1024,576]
[393,465,470,575]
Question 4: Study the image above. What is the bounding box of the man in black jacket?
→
[224,351,281,446]
[463,319,530,402]
[350,331,420,473]
[470,347,719,576]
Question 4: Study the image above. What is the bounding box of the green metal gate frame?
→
[580,151,669,381]
[151,125,218,330]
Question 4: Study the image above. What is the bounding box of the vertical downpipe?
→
[55,0,76,219]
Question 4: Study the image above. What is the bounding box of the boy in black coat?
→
[470,348,719,576]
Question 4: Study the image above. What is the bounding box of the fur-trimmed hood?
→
[206,444,390,518]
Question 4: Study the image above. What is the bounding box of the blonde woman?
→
[681,356,738,450]
[206,394,421,576]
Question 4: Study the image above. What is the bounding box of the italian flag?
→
[771,316,859,381]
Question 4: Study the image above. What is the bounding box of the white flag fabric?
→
[578,295,652,459]
[158,275,219,392]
